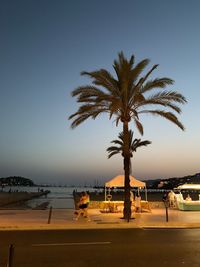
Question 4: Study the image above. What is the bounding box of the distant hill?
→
[0,176,35,186]
[146,173,200,189]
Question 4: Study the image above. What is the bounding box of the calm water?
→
[3,186,185,209]
[2,186,103,209]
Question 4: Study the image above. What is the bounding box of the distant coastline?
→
[1,172,200,191]
[0,176,35,187]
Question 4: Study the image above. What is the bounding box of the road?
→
[0,228,200,267]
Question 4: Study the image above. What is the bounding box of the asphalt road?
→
[0,228,200,267]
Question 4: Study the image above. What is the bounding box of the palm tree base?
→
[120,217,135,222]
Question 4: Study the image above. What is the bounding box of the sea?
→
[2,185,170,209]
[2,186,103,209]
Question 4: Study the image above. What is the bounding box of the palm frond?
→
[139,110,185,130]
[130,64,159,105]
[141,78,174,93]
[131,140,151,151]
[81,69,120,95]
[111,140,123,146]
[113,52,136,90]
[114,116,121,126]
[69,114,93,129]
[135,64,159,91]
[107,146,121,152]
[69,103,110,128]
[135,91,187,114]
[129,93,146,107]
[107,129,151,159]
[133,118,144,135]
[71,86,104,97]
[138,99,182,113]
[146,91,187,104]
[130,58,150,84]
[107,150,121,159]
[107,144,122,158]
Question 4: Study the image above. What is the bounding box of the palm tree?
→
[69,52,187,221]
[107,129,151,173]
[107,130,151,220]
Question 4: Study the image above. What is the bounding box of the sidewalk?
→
[0,208,199,230]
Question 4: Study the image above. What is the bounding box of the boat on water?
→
[174,184,200,211]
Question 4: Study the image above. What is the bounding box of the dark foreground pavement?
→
[0,228,200,267]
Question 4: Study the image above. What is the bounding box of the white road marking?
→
[32,241,111,247]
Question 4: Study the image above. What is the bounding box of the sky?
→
[0,0,200,185]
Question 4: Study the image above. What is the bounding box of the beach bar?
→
[103,175,150,212]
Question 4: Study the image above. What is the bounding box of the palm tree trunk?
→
[123,121,131,222]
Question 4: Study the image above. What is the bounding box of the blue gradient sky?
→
[0,0,199,185]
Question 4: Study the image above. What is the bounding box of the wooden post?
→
[162,193,169,222]
[8,244,14,267]
[47,206,53,224]
[165,205,169,222]
[164,200,169,222]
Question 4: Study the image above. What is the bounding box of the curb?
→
[0,222,200,231]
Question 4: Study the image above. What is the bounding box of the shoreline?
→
[0,190,168,210]
[0,191,50,209]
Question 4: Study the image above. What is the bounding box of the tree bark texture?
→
[123,122,131,222]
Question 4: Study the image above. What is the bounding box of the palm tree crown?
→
[107,130,151,176]
[107,130,151,159]
[69,52,187,135]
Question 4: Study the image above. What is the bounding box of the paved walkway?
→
[0,207,199,230]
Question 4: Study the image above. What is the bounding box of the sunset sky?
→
[1,0,199,185]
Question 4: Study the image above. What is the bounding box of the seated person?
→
[135,193,141,213]
[106,194,112,201]
[168,190,176,207]
[130,190,134,203]
[185,194,192,201]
